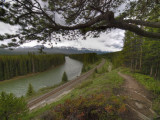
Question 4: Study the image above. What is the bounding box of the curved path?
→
[118,72,157,120]
[28,59,105,110]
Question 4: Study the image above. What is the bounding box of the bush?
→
[77,80,93,89]
[26,83,35,96]
[62,72,68,82]
[95,68,98,73]
[82,65,86,72]
[0,92,28,120]
[40,94,126,120]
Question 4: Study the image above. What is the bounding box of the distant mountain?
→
[0,48,17,55]
[0,45,108,55]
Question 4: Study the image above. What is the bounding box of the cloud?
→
[110,43,123,49]
[0,23,125,52]
[0,0,126,52]
[0,0,129,52]
[0,22,19,35]
[3,27,125,52]
[43,29,125,52]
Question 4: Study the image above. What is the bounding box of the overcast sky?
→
[0,0,126,52]
[0,22,125,52]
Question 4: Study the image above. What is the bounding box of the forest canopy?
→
[0,0,160,47]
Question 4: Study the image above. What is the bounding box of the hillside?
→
[23,59,160,120]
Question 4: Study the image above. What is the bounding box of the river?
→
[0,57,83,97]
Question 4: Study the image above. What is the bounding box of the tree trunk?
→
[139,39,143,70]
[139,25,143,70]
[135,59,138,71]
[150,65,153,77]
[32,58,35,73]
[131,59,133,69]
[154,64,158,79]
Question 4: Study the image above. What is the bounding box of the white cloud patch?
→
[0,0,126,52]
[0,21,125,52]
[21,29,125,52]
[0,22,19,35]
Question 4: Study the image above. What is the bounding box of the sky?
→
[0,22,125,52]
[0,0,126,52]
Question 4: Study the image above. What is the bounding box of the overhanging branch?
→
[124,19,160,28]
[112,20,160,39]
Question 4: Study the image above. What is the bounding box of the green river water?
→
[0,57,83,97]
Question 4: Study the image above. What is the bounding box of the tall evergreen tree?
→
[26,83,35,96]
[0,0,160,48]
[62,72,68,82]
[0,92,28,120]
[0,54,65,81]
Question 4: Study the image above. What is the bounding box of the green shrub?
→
[62,72,68,82]
[95,68,98,73]
[0,92,28,120]
[82,65,86,72]
[87,66,91,70]
[92,73,96,78]
[40,94,126,120]
[153,96,160,115]
[26,83,35,96]
[78,80,93,89]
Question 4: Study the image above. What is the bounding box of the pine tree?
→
[0,54,65,81]
[0,92,28,120]
[26,83,35,96]
[62,72,68,82]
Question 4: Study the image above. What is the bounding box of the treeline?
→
[122,31,160,80]
[69,53,99,64]
[0,53,65,81]
[122,8,160,79]
[101,52,123,69]
[104,9,160,80]
[104,31,160,80]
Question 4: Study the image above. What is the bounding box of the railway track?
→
[28,59,105,110]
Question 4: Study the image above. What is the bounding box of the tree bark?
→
[123,19,160,28]
[150,65,153,77]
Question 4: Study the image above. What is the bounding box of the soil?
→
[118,72,158,120]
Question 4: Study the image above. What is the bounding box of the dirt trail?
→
[118,72,157,120]
[28,59,105,110]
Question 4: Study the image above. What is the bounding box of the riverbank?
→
[23,60,127,120]
[0,54,65,82]
[0,57,83,97]
[25,81,65,101]
[25,61,160,120]
[0,64,64,85]
[25,59,102,101]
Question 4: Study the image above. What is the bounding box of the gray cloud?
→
[1,0,128,52]
[110,43,123,49]
[0,22,125,52]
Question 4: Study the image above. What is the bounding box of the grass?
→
[81,59,101,73]
[98,60,110,73]
[23,60,124,120]
[25,81,65,101]
[25,59,102,102]
[120,67,160,115]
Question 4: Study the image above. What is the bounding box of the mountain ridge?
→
[0,45,109,55]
